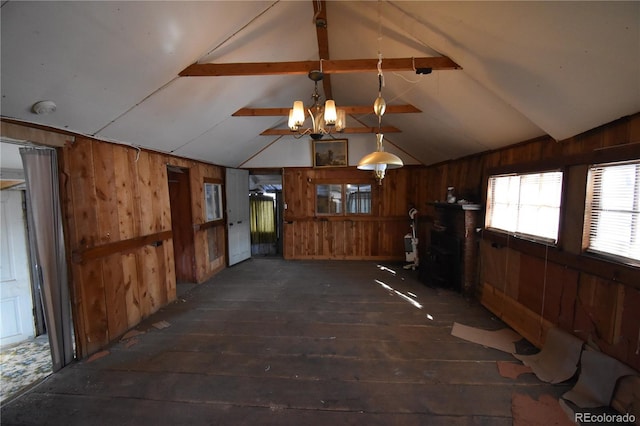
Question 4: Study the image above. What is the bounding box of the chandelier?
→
[288,68,346,140]
[357,55,403,184]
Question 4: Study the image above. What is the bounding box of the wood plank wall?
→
[282,167,418,260]
[412,113,640,370]
[60,136,225,358]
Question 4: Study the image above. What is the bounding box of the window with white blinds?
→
[486,171,563,244]
[584,160,640,263]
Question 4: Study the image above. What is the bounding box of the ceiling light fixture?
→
[31,100,57,115]
[357,0,403,184]
[357,63,403,184]
[288,64,346,140]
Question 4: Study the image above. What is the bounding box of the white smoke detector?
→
[31,100,57,115]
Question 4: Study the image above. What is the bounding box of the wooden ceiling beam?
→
[260,126,401,136]
[179,56,461,77]
[233,105,421,117]
[313,0,333,100]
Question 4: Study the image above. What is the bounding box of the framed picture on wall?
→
[313,139,348,168]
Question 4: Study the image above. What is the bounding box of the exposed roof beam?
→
[179,57,461,77]
[233,105,421,117]
[260,126,401,136]
[313,0,333,100]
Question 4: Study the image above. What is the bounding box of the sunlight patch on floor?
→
[374,279,423,309]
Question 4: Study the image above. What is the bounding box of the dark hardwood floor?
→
[1,258,567,425]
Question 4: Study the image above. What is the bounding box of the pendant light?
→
[357,1,402,184]
[357,56,403,184]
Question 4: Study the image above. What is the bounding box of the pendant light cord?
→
[377,0,384,131]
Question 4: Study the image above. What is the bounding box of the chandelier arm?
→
[292,128,312,139]
[308,108,317,133]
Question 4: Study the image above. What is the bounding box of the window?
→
[486,171,563,243]
[204,182,223,221]
[584,160,640,263]
[346,184,371,214]
[316,183,371,215]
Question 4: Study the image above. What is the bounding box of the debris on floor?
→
[512,392,574,426]
[120,329,145,341]
[497,361,533,380]
[611,376,640,423]
[152,320,171,330]
[86,350,110,363]
[451,322,522,354]
[563,348,637,408]
[514,327,583,384]
[122,338,139,349]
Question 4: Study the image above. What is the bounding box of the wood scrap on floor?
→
[497,361,533,380]
[513,327,583,384]
[123,338,139,349]
[511,393,575,426]
[85,350,109,363]
[451,322,522,354]
[152,320,171,330]
[120,329,145,341]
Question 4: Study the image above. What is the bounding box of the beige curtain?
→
[20,147,74,371]
[250,194,276,253]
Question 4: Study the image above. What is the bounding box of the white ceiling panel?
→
[384,1,640,141]
[2,1,638,168]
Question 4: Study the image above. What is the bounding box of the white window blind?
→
[584,161,640,263]
[486,171,563,243]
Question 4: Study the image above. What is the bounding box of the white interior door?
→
[0,189,35,346]
[225,168,251,266]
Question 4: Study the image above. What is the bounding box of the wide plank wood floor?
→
[1,259,568,425]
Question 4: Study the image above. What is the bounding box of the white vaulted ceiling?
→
[1,1,638,168]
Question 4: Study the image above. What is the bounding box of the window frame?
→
[582,159,640,266]
[480,144,639,288]
[485,169,564,245]
[204,182,224,222]
[315,182,373,216]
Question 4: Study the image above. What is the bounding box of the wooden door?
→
[0,189,35,346]
[225,168,251,266]
[168,167,196,282]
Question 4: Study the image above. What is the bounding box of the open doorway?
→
[0,142,52,402]
[249,172,283,257]
[0,187,52,402]
[167,165,196,284]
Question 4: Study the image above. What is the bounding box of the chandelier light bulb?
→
[335,109,346,132]
[324,100,337,125]
[288,109,298,131]
[292,101,305,127]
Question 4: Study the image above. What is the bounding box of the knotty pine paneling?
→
[114,148,138,240]
[93,142,120,245]
[102,252,127,341]
[435,113,640,371]
[61,137,224,358]
[121,252,141,329]
[479,240,521,299]
[516,254,579,330]
[282,167,410,260]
